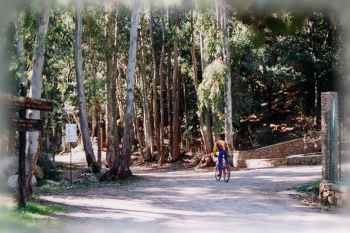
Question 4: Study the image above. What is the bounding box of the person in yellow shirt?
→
[213,134,229,172]
[213,139,228,157]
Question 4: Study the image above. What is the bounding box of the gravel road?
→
[39,165,350,233]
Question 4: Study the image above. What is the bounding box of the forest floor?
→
[39,154,350,233]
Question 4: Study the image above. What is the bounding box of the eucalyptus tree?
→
[139,16,154,161]
[102,0,141,179]
[26,0,49,197]
[149,11,160,161]
[105,3,120,168]
[74,0,99,172]
[191,5,214,157]
[158,11,166,165]
[171,8,181,162]
[219,0,234,158]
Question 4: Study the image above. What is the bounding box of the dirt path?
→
[41,166,349,233]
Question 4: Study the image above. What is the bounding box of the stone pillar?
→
[320,92,343,209]
[321,92,340,183]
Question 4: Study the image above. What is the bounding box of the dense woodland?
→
[1,0,343,197]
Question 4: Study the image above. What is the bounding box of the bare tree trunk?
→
[167,47,173,158]
[71,112,82,145]
[74,0,99,172]
[25,0,49,198]
[191,9,213,156]
[133,102,142,152]
[92,58,102,166]
[119,0,141,174]
[141,76,153,161]
[219,0,234,164]
[140,32,153,161]
[101,0,141,180]
[96,103,102,167]
[91,109,96,138]
[183,81,190,151]
[171,10,181,162]
[158,14,166,165]
[14,13,27,90]
[116,66,124,122]
[150,13,160,161]
[105,8,119,168]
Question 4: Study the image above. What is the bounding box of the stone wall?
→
[237,158,287,169]
[235,137,321,168]
[287,154,322,166]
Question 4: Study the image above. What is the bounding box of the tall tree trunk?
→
[113,12,122,152]
[14,12,27,90]
[219,0,235,165]
[92,61,102,166]
[102,0,141,180]
[150,13,160,161]
[25,0,49,198]
[133,102,142,152]
[171,10,181,162]
[116,66,124,121]
[119,0,141,175]
[158,14,166,165]
[106,8,119,168]
[183,81,191,151]
[191,9,213,156]
[167,46,173,157]
[140,30,153,161]
[74,0,99,172]
[96,101,102,167]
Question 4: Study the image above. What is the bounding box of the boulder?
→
[7,175,37,190]
[35,166,45,180]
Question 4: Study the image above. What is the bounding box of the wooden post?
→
[321,92,340,183]
[18,87,27,208]
[18,110,27,208]
[0,94,52,208]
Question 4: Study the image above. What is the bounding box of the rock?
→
[37,153,63,181]
[60,180,70,186]
[99,168,109,175]
[7,175,37,190]
[319,181,344,208]
[7,175,18,190]
[46,180,60,186]
[32,176,37,186]
[82,167,93,174]
[35,166,45,180]
[76,172,98,184]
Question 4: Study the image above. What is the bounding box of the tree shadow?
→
[39,166,324,226]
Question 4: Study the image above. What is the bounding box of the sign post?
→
[0,94,53,208]
[65,124,77,185]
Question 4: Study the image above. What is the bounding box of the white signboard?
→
[65,124,77,143]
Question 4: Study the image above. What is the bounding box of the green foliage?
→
[198,60,228,112]
[5,2,340,154]
[0,202,64,232]
[196,11,222,62]
[18,202,64,215]
[296,180,320,193]
[198,60,228,133]
[37,175,144,194]
[265,16,288,34]
[85,78,106,109]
